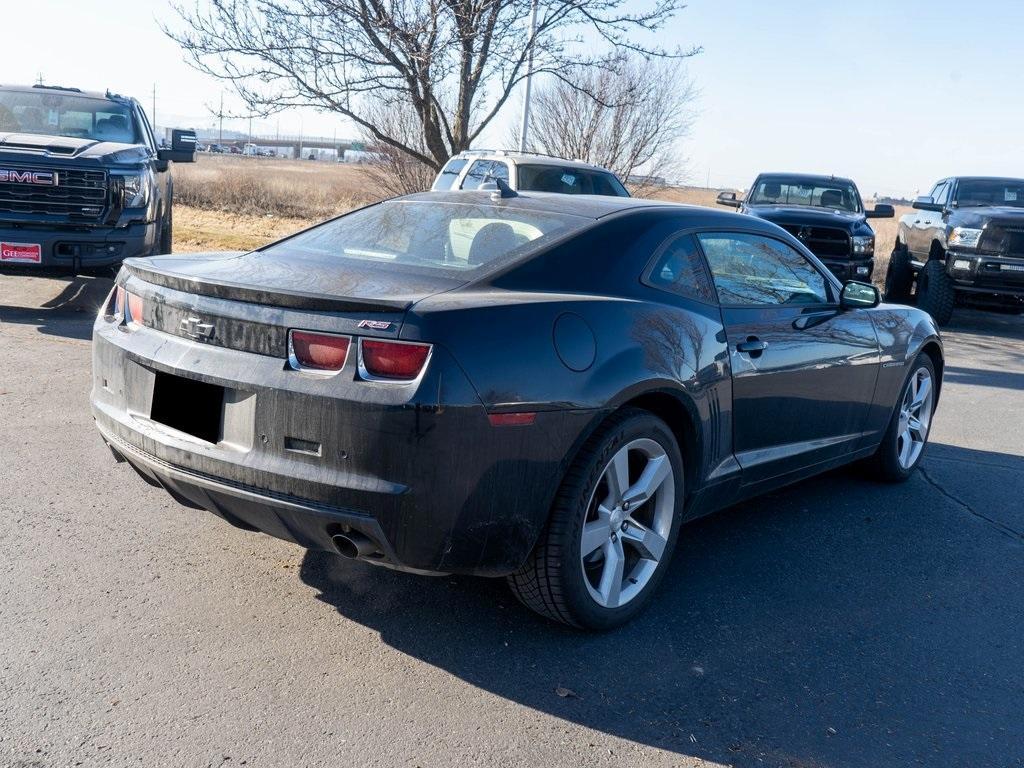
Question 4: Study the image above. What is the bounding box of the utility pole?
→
[35,72,44,86]
[518,0,539,152]
[151,84,157,128]
[218,92,224,144]
[248,115,253,146]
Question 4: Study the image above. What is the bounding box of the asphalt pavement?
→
[1,273,1022,768]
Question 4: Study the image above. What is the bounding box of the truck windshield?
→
[747,178,862,213]
[0,90,139,144]
[955,179,1024,209]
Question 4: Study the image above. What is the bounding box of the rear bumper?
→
[0,220,156,272]
[91,313,593,576]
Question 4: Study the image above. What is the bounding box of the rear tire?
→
[883,243,914,303]
[915,259,956,325]
[869,354,937,482]
[507,408,684,630]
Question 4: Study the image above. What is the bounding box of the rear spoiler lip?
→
[121,259,413,313]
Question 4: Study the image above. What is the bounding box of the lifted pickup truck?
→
[884,176,1024,324]
[0,83,195,274]
[718,173,893,281]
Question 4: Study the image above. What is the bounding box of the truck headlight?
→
[947,227,983,249]
[116,171,152,208]
[852,235,874,255]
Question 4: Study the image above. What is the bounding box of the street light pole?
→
[518,0,539,152]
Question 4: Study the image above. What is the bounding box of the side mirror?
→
[912,195,943,212]
[840,280,880,309]
[716,191,741,208]
[157,129,197,164]
[866,204,895,219]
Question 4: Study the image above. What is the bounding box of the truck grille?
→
[779,225,850,258]
[980,224,1024,257]
[0,166,108,221]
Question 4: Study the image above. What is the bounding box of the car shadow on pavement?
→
[0,275,112,341]
[299,447,1024,768]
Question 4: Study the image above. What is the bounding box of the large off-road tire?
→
[883,242,914,303]
[868,354,937,482]
[915,259,956,325]
[158,204,173,255]
[507,408,684,630]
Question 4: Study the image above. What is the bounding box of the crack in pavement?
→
[919,464,1024,542]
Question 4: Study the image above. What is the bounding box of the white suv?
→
[432,150,630,197]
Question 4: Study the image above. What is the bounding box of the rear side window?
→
[460,160,494,190]
[433,158,467,191]
[517,165,629,197]
[697,232,830,306]
[644,233,717,304]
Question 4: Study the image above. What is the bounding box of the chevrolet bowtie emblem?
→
[179,316,215,340]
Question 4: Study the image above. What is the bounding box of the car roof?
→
[452,150,615,173]
[397,189,758,224]
[0,83,132,104]
[754,172,857,186]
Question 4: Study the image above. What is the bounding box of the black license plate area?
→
[150,371,225,444]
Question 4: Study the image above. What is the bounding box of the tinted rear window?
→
[261,200,591,276]
[432,158,468,191]
[517,164,629,197]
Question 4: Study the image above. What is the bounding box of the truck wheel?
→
[159,205,173,255]
[883,244,914,303]
[915,259,955,325]
[507,408,684,629]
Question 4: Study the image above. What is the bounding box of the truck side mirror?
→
[866,204,895,219]
[157,129,197,164]
[716,191,741,208]
[912,195,943,212]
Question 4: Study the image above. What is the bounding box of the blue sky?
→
[4,0,1022,196]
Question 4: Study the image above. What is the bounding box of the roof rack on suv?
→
[31,84,83,93]
[457,148,588,163]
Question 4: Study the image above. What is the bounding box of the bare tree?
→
[164,1,699,172]
[516,55,697,189]
[357,98,436,197]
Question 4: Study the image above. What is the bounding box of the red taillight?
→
[360,339,431,380]
[289,330,351,372]
[113,286,126,318]
[126,292,144,324]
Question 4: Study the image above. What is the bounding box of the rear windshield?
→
[955,179,1024,209]
[517,164,629,197]
[260,200,591,276]
[0,90,140,144]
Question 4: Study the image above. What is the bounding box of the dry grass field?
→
[173,154,909,284]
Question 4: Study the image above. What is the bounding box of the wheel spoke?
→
[908,416,925,440]
[622,453,671,508]
[604,448,631,507]
[581,517,611,558]
[597,537,625,607]
[898,429,913,466]
[621,518,667,562]
[911,375,931,411]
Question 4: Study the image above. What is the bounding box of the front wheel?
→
[508,408,684,629]
[869,354,937,482]
[883,243,914,303]
[158,203,173,255]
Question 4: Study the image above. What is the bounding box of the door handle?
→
[736,337,768,356]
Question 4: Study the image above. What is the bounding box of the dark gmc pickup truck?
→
[0,83,195,275]
[884,176,1024,324]
[717,173,893,281]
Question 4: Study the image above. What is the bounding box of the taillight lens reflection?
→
[290,330,351,372]
[113,286,126,318]
[126,292,144,324]
[360,339,431,380]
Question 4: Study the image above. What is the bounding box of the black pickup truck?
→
[0,84,195,274]
[717,173,894,281]
[884,176,1024,324]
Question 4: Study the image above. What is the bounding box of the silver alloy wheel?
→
[580,438,676,609]
[897,367,934,469]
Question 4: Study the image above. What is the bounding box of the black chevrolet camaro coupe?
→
[92,190,943,629]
